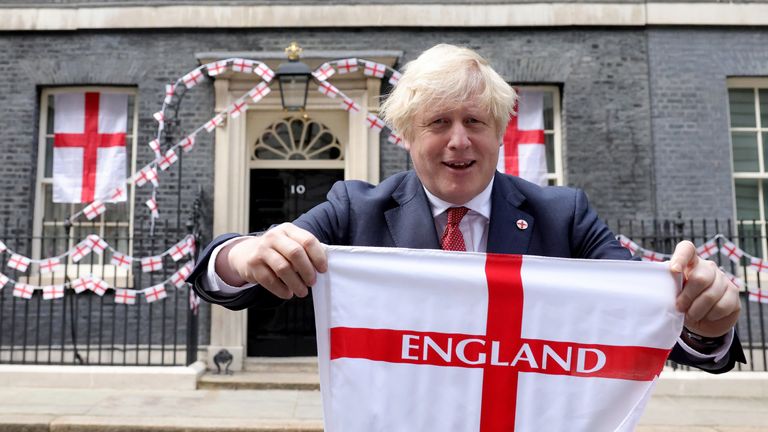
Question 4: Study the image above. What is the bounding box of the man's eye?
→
[431,118,447,125]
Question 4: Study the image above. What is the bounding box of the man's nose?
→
[447,124,471,149]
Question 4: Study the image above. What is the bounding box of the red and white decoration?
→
[171,261,194,288]
[114,288,137,305]
[254,63,275,82]
[748,289,768,304]
[40,257,62,274]
[340,97,360,113]
[204,114,225,132]
[248,82,272,103]
[8,253,31,272]
[143,284,167,303]
[313,63,335,81]
[696,239,719,259]
[227,99,248,119]
[164,84,175,105]
[158,149,178,171]
[720,241,744,263]
[13,283,34,299]
[0,273,8,289]
[318,82,340,98]
[387,132,404,148]
[497,90,547,187]
[180,134,195,153]
[182,69,205,89]
[134,166,159,188]
[232,58,254,73]
[70,242,92,263]
[86,234,108,255]
[53,92,128,203]
[148,139,162,158]
[110,251,133,270]
[365,113,385,132]
[83,200,106,220]
[205,60,228,76]
[169,238,192,262]
[141,255,163,273]
[336,58,358,74]
[388,71,402,86]
[43,284,65,300]
[314,246,682,431]
[362,60,386,78]
[146,197,159,219]
[107,186,126,203]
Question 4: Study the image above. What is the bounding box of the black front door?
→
[247,169,344,356]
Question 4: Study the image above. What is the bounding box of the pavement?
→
[0,360,767,432]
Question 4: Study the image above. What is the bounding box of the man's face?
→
[406,98,501,204]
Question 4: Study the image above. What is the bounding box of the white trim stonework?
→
[3,3,768,31]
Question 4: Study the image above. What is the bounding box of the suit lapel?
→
[384,172,441,249]
[487,172,534,255]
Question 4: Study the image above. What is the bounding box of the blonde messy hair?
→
[380,44,517,143]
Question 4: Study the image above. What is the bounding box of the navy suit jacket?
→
[189,170,744,372]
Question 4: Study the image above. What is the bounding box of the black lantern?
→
[276,42,312,111]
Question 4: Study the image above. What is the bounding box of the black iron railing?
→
[0,212,201,366]
[609,218,768,371]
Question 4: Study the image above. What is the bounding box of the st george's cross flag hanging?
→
[53,92,128,203]
[313,246,683,432]
[497,89,547,186]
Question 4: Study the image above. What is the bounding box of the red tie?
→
[441,207,470,251]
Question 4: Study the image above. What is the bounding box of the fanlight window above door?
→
[251,116,343,161]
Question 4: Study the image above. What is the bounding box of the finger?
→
[685,269,727,322]
[271,234,317,289]
[669,240,697,274]
[252,264,293,300]
[263,248,309,298]
[686,310,740,338]
[676,260,718,313]
[284,226,327,274]
[704,280,741,322]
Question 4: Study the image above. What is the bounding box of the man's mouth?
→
[443,160,475,170]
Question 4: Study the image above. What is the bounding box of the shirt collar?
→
[423,176,494,220]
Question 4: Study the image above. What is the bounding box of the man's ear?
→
[402,139,411,151]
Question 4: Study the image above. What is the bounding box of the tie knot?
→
[446,206,469,225]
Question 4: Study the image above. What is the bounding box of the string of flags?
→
[616,234,768,305]
[61,56,405,227]
[0,234,197,306]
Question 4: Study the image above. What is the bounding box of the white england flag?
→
[497,90,547,186]
[53,92,128,203]
[313,246,683,432]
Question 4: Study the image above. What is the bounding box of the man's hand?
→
[215,223,327,299]
[670,240,741,338]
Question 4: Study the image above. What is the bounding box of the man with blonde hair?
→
[190,44,743,372]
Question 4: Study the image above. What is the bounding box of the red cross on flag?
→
[336,58,358,74]
[43,285,65,300]
[141,255,163,273]
[204,114,225,133]
[720,241,744,264]
[366,113,385,132]
[254,63,275,82]
[313,63,336,81]
[71,277,89,294]
[143,284,167,303]
[133,166,159,188]
[110,251,133,270]
[13,283,34,300]
[318,82,340,98]
[0,272,9,289]
[696,239,719,259]
[388,71,402,86]
[40,257,62,274]
[227,99,248,119]
[148,139,161,159]
[748,289,768,304]
[182,69,205,89]
[180,134,196,153]
[205,60,228,76]
[248,82,272,103]
[171,261,194,288]
[86,234,108,255]
[158,149,178,171]
[168,238,191,262]
[313,247,682,432]
[232,58,254,73]
[387,132,404,148]
[164,84,175,105]
[362,61,386,78]
[70,242,92,263]
[340,97,360,113]
[8,253,31,272]
[497,90,547,187]
[83,200,106,220]
[53,92,128,203]
[616,235,640,255]
[90,277,109,296]
[641,250,668,263]
[107,186,126,203]
[114,288,137,305]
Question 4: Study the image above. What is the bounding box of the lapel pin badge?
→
[516,219,529,230]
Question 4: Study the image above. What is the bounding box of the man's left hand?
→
[670,240,741,338]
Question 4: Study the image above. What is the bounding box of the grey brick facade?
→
[1,22,767,353]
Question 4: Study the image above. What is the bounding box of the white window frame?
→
[728,78,768,258]
[32,86,139,278]
[513,85,564,186]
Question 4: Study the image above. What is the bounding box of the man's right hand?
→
[214,223,327,299]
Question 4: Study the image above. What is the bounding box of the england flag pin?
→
[516,219,529,230]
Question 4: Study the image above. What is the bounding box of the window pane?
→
[732,132,759,172]
[543,91,554,130]
[545,133,555,174]
[44,137,54,177]
[43,184,73,222]
[729,89,756,128]
[737,222,762,258]
[104,198,130,222]
[105,225,131,256]
[735,179,760,220]
[760,89,768,128]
